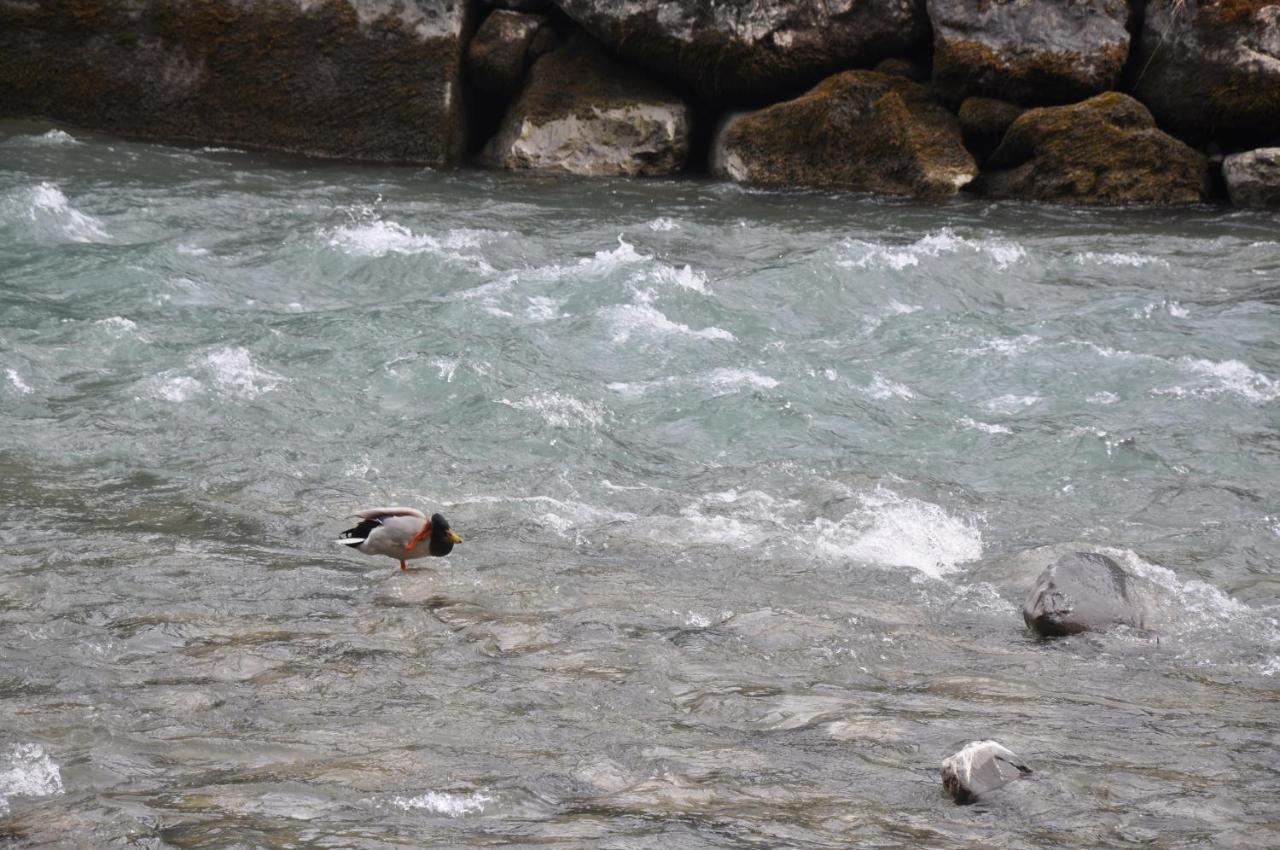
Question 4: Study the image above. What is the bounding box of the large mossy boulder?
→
[711,70,977,198]
[928,0,1132,106]
[1132,1,1280,147]
[0,0,472,164]
[487,34,690,176]
[1222,147,1280,207]
[978,92,1211,205]
[551,0,930,105]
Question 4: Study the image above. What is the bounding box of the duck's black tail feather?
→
[337,517,381,545]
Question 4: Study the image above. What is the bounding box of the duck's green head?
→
[428,513,462,556]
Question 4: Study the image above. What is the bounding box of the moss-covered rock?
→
[468,9,552,97]
[978,92,1211,205]
[1222,148,1280,207]
[487,34,690,176]
[928,0,1132,106]
[1132,1,1280,148]
[959,96,1026,163]
[0,0,472,164]
[552,0,930,105]
[711,70,977,198]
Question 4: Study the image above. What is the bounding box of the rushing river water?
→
[1,121,1278,849]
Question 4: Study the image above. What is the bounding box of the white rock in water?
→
[940,740,1030,804]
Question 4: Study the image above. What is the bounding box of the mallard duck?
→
[336,507,462,570]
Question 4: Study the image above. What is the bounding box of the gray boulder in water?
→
[1022,551,1146,637]
[940,740,1031,805]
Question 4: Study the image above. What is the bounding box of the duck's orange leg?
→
[399,559,407,571]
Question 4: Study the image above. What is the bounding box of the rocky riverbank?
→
[2,0,1278,207]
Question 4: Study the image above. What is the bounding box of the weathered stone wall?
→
[0,0,473,164]
[3,0,1280,206]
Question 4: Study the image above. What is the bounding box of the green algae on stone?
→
[712,70,977,199]
[978,92,1211,205]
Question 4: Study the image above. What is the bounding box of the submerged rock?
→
[1131,0,1280,147]
[940,740,1031,804]
[978,92,1210,205]
[468,10,553,97]
[552,0,930,104]
[488,34,690,176]
[928,0,1132,106]
[1222,147,1280,207]
[711,70,977,198]
[1022,551,1148,637]
[0,0,473,164]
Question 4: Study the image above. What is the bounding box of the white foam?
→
[603,302,734,344]
[525,296,563,321]
[1087,391,1120,405]
[648,217,679,231]
[28,182,109,242]
[703,368,778,395]
[579,235,647,272]
[33,129,78,146]
[860,373,914,401]
[1261,656,1280,677]
[500,391,606,429]
[957,417,1012,435]
[1169,358,1279,403]
[203,347,283,399]
[652,263,709,293]
[152,375,203,403]
[175,243,209,256]
[428,357,459,382]
[326,220,496,272]
[94,316,144,340]
[965,335,1041,357]
[5,369,33,395]
[982,394,1040,414]
[1074,251,1168,268]
[812,490,983,579]
[393,790,491,817]
[0,743,64,815]
[915,228,1026,270]
[838,240,920,271]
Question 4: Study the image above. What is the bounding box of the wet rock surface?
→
[487,34,690,175]
[1023,551,1149,637]
[1131,0,1280,147]
[940,740,1031,804]
[0,0,473,164]
[928,0,1132,106]
[468,9,553,97]
[551,0,930,104]
[978,92,1211,205]
[1222,147,1280,207]
[711,70,977,197]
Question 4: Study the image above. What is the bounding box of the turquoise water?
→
[1,122,1278,848]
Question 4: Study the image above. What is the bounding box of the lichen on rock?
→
[0,0,473,164]
[928,0,1132,106]
[978,92,1211,205]
[552,0,930,105]
[1131,0,1280,147]
[711,70,977,198]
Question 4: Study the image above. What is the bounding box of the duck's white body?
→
[336,507,461,569]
